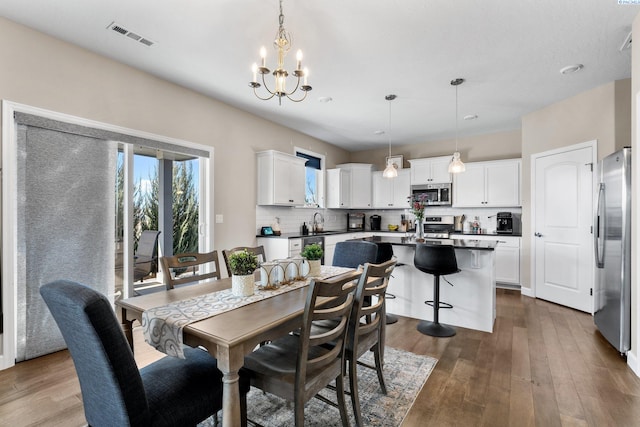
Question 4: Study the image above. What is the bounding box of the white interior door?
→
[533,143,594,312]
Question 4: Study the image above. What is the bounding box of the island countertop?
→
[351,235,497,250]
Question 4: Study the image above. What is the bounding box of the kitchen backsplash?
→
[256,205,523,235]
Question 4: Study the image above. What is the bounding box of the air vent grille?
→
[107,22,155,47]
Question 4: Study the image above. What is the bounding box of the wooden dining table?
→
[116,269,358,427]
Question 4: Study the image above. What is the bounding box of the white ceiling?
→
[0,0,637,151]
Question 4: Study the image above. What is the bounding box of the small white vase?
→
[232,274,255,297]
[307,259,321,277]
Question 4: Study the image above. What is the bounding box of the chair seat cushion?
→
[244,335,333,379]
[141,346,249,427]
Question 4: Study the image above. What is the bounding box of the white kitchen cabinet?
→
[326,168,351,208]
[327,163,374,209]
[409,156,452,184]
[257,237,302,260]
[453,159,521,207]
[372,169,411,208]
[455,234,521,286]
[256,150,306,206]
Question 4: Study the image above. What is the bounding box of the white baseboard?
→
[520,286,534,298]
[628,351,640,377]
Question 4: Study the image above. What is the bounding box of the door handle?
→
[534,232,543,237]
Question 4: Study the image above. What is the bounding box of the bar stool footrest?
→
[425,300,453,309]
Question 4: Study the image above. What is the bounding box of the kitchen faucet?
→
[312,212,324,233]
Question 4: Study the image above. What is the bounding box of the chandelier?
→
[249,0,312,105]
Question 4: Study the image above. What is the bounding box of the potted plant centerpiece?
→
[301,243,323,277]
[228,249,259,296]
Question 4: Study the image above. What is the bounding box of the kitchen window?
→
[296,148,325,208]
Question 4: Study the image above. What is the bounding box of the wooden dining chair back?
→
[347,258,396,425]
[160,250,222,290]
[222,246,267,277]
[40,279,249,427]
[242,270,361,427]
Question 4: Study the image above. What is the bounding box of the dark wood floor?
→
[1,289,639,426]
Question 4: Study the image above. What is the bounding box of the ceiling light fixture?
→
[559,64,584,75]
[249,0,312,105]
[383,94,398,179]
[448,78,466,174]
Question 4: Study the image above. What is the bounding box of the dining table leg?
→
[215,345,245,427]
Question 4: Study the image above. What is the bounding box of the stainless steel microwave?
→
[411,183,452,206]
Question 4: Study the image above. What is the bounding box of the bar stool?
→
[374,242,399,325]
[414,243,460,337]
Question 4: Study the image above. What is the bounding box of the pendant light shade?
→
[448,78,466,174]
[383,94,398,179]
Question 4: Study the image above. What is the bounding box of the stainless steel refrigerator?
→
[594,147,631,354]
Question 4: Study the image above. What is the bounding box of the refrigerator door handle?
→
[594,182,605,268]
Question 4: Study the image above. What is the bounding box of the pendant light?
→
[382,94,398,178]
[448,78,466,174]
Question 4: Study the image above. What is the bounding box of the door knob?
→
[534,232,543,237]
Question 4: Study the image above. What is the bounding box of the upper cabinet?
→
[372,169,411,209]
[256,150,307,206]
[453,159,521,207]
[327,163,374,209]
[409,156,452,184]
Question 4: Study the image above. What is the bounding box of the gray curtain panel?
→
[16,124,116,361]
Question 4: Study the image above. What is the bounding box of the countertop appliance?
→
[348,212,365,231]
[411,183,452,206]
[496,212,513,234]
[594,147,631,354]
[370,215,381,231]
[423,215,454,239]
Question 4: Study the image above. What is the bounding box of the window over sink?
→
[296,148,325,208]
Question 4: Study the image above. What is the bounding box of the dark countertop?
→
[351,235,497,251]
[256,229,411,239]
[451,231,522,237]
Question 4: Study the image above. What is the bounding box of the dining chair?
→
[40,279,249,427]
[222,246,267,277]
[332,240,378,268]
[311,259,396,426]
[242,270,361,427]
[160,250,222,290]
[133,230,161,282]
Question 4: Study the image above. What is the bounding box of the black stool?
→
[374,242,399,325]
[414,243,460,337]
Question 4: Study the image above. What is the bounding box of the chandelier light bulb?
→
[296,50,303,69]
[260,47,267,67]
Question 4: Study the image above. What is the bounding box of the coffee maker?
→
[496,212,514,234]
[347,212,365,231]
[370,215,381,231]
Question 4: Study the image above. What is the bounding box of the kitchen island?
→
[354,235,498,333]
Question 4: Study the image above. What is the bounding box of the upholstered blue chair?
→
[332,240,379,268]
[40,280,249,427]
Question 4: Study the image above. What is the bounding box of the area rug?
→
[199,347,437,426]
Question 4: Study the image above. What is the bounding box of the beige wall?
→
[520,79,629,293]
[349,129,522,169]
[0,17,350,252]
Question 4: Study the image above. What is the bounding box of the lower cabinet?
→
[455,234,521,286]
[257,238,301,260]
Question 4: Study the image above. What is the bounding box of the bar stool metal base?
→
[417,320,456,337]
[385,313,398,324]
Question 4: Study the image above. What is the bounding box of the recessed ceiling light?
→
[560,64,584,75]
[373,130,385,135]
[464,114,478,121]
[318,96,333,103]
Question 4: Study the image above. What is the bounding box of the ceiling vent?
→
[620,31,632,52]
[107,22,155,47]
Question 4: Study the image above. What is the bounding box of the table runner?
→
[142,266,353,358]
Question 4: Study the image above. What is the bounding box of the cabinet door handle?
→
[534,232,543,237]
